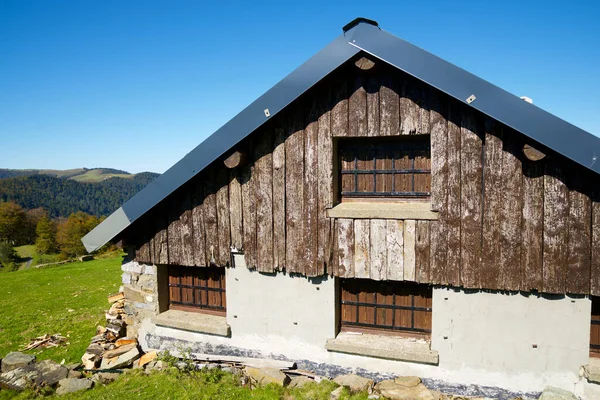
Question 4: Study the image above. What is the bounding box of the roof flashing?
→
[342,17,379,33]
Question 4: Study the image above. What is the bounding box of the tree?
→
[0,202,26,245]
[56,212,101,257]
[35,215,57,254]
[24,208,47,244]
[0,241,17,269]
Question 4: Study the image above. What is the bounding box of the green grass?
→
[0,257,122,364]
[0,368,369,400]
[13,245,62,270]
[70,170,133,183]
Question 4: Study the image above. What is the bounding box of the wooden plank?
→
[216,169,230,266]
[204,175,219,267]
[445,102,462,286]
[386,219,404,281]
[317,85,332,273]
[592,191,600,296]
[191,182,206,267]
[369,219,388,281]
[521,158,544,292]
[403,220,416,281]
[180,188,194,266]
[241,159,256,269]
[331,219,339,276]
[354,219,370,279]
[255,130,274,273]
[566,173,591,294]
[415,220,431,283]
[337,218,354,278]
[229,170,243,251]
[498,132,523,290]
[419,83,430,135]
[154,203,169,264]
[167,192,183,265]
[543,161,569,294]
[305,102,319,276]
[366,73,379,137]
[400,75,420,135]
[285,110,305,273]
[459,108,483,288]
[331,72,349,137]
[481,120,503,289]
[349,74,367,137]
[379,73,399,136]
[272,125,286,271]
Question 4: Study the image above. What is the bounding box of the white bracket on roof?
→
[264,109,271,117]
[466,94,476,104]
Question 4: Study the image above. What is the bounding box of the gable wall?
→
[128,54,600,296]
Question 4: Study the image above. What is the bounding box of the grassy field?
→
[13,245,61,270]
[0,257,122,364]
[70,170,133,183]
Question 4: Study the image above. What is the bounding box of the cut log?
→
[224,151,248,169]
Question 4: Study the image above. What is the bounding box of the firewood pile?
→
[20,334,68,351]
[80,292,152,370]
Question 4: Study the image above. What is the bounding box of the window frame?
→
[167,265,227,316]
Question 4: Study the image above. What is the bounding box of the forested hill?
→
[0,172,159,217]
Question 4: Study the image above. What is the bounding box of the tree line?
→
[0,172,158,218]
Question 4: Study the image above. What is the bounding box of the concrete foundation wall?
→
[431,287,591,375]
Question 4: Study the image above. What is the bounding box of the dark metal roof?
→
[82,18,600,252]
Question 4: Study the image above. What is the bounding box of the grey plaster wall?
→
[431,287,591,375]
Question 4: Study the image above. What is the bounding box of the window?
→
[340,279,432,337]
[167,266,226,315]
[339,136,431,200]
[592,296,600,356]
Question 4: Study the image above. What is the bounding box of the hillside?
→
[0,167,137,182]
[0,172,159,217]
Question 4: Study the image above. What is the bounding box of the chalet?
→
[83,18,600,398]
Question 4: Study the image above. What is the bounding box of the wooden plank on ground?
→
[204,174,219,267]
[481,120,503,289]
[591,191,600,296]
[366,73,379,137]
[331,72,349,137]
[400,75,420,135]
[498,131,523,290]
[192,182,206,266]
[317,85,332,273]
[459,108,483,288]
[445,102,462,286]
[415,220,431,283]
[241,154,256,269]
[285,110,305,273]
[216,168,231,266]
[229,170,243,251]
[337,218,354,278]
[369,219,387,280]
[386,219,404,281]
[543,161,569,294]
[305,102,319,276]
[521,158,544,292]
[179,187,194,266]
[403,220,416,281]
[354,219,370,279]
[379,73,399,136]
[255,130,274,273]
[349,74,367,137]
[566,173,591,294]
[272,124,286,271]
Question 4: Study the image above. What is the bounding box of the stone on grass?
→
[245,366,290,387]
[394,375,421,387]
[100,347,140,370]
[56,378,93,395]
[333,373,374,393]
[288,375,313,388]
[1,352,35,373]
[331,386,344,400]
[91,372,120,384]
[538,386,578,400]
[375,379,434,400]
[0,360,67,391]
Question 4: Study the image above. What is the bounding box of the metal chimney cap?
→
[343,17,379,33]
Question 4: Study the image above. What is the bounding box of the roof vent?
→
[343,17,379,33]
[520,96,533,104]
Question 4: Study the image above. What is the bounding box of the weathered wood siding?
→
[131,54,600,296]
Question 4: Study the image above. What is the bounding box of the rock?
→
[538,386,579,400]
[333,373,374,393]
[56,378,93,395]
[0,360,67,390]
[375,379,434,400]
[86,344,104,356]
[100,347,140,369]
[91,372,120,384]
[245,367,290,387]
[368,395,380,399]
[1,352,35,373]
[289,375,313,388]
[394,375,421,387]
[90,335,104,343]
[81,352,100,370]
[331,386,344,400]
[68,370,83,379]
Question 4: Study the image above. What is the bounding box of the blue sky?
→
[1,0,599,174]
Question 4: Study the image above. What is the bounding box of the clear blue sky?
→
[1,0,599,174]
